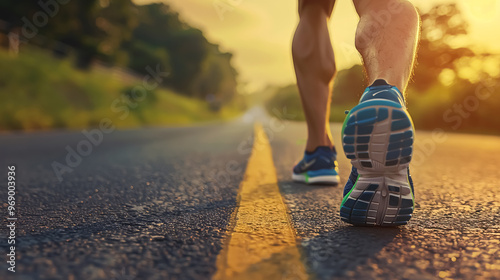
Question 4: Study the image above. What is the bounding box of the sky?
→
[134,0,500,92]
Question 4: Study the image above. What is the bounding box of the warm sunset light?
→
[2,1,500,279]
[135,0,500,91]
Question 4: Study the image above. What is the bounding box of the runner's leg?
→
[292,0,336,152]
[353,0,420,93]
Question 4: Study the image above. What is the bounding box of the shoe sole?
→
[340,100,415,226]
[292,172,340,185]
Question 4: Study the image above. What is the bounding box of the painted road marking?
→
[213,123,308,280]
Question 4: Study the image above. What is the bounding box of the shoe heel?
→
[342,101,414,173]
[340,175,414,226]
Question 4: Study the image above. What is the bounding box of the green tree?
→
[0,0,138,68]
[121,3,238,103]
[412,3,474,91]
[0,1,239,102]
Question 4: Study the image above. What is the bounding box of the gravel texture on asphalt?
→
[1,119,499,280]
[1,123,253,280]
[271,122,500,280]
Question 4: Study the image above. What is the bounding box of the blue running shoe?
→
[292,146,340,185]
[340,79,415,226]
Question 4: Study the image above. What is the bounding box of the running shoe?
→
[340,79,415,226]
[292,146,340,185]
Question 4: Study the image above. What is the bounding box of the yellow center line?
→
[213,123,309,280]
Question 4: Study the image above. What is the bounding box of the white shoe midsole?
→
[292,173,340,184]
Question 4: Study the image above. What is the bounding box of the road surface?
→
[1,112,499,279]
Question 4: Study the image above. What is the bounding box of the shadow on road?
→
[279,180,340,195]
[303,226,400,279]
[278,180,400,279]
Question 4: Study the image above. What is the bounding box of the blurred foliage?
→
[413,3,475,91]
[266,3,500,135]
[0,0,238,105]
[265,84,305,121]
[0,48,242,131]
[265,65,363,123]
[407,3,500,134]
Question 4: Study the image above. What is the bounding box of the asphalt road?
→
[0,112,499,279]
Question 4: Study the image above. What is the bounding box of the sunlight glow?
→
[133,0,500,91]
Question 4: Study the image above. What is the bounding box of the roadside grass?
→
[265,80,500,135]
[0,48,242,131]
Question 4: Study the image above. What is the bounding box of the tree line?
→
[0,0,237,107]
